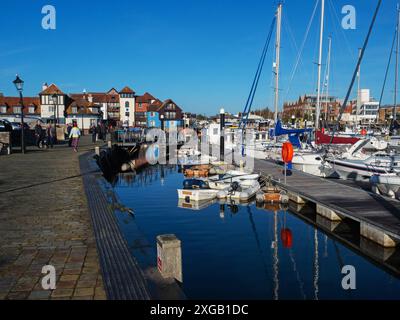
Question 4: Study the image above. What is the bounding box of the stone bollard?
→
[157,234,182,282]
[95,146,100,156]
[107,141,112,148]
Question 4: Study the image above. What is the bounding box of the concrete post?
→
[157,234,182,282]
[95,146,100,156]
[108,140,112,148]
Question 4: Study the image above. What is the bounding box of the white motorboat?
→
[323,153,400,181]
[370,173,400,200]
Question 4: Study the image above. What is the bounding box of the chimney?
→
[88,94,93,103]
[42,82,48,91]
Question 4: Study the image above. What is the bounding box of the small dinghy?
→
[256,186,289,204]
[217,180,261,201]
[370,173,400,200]
[208,171,260,190]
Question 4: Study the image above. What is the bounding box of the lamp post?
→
[13,75,25,154]
[160,114,165,131]
[291,114,296,127]
[52,93,58,125]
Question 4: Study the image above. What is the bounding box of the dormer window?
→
[0,106,6,113]
[72,107,78,114]
[29,106,35,114]
[13,106,21,114]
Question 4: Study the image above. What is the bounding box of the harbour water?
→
[108,165,400,300]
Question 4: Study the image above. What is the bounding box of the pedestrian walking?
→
[69,123,81,152]
[34,121,42,148]
[100,122,107,142]
[46,124,55,148]
[66,123,72,147]
[90,123,97,144]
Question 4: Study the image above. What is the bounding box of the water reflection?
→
[109,164,400,299]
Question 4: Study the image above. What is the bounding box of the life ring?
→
[282,142,294,163]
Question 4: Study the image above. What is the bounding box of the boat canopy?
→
[272,120,313,148]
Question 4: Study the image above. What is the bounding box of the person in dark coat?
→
[34,121,42,148]
[67,123,72,147]
[90,123,97,143]
[46,124,55,148]
[100,122,107,142]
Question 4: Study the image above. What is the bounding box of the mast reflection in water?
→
[107,165,400,300]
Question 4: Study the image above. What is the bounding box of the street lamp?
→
[13,75,25,154]
[160,114,165,131]
[52,93,58,125]
[291,114,295,127]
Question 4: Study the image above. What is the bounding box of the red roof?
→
[136,92,156,103]
[40,84,64,95]
[0,96,40,114]
[119,86,135,94]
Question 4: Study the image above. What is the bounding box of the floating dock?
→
[255,159,400,248]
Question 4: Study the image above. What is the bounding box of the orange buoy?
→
[361,128,367,136]
[282,142,294,163]
[281,228,293,249]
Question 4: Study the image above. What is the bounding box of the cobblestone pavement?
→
[0,136,106,300]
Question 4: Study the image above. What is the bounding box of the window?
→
[125,101,130,108]
[0,106,6,113]
[13,106,21,114]
[29,107,35,114]
[138,102,142,108]
[49,106,55,113]
[150,120,156,127]
[125,112,130,116]
[72,107,78,114]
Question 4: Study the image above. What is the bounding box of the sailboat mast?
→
[274,3,282,124]
[393,4,400,124]
[356,48,361,127]
[315,0,325,130]
[324,36,332,122]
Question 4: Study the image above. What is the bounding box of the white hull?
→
[217,181,260,201]
[370,174,400,200]
[291,153,324,177]
[177,189,220,201]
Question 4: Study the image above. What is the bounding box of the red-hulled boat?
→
[315,130,360,145]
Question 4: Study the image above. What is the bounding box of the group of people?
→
[33,121,109,153]
[89,122,108,144]
[34,121,57,149]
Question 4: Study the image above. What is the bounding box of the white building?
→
[39,83,66,123]
[119,86,136,127]
[355,89,379,123]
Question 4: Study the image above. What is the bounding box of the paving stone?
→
[51,288,74,298]
[0,138,104,300]
[74,287,94,297]
[28,290,52,300]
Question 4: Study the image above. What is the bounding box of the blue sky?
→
[0,0,397,115]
